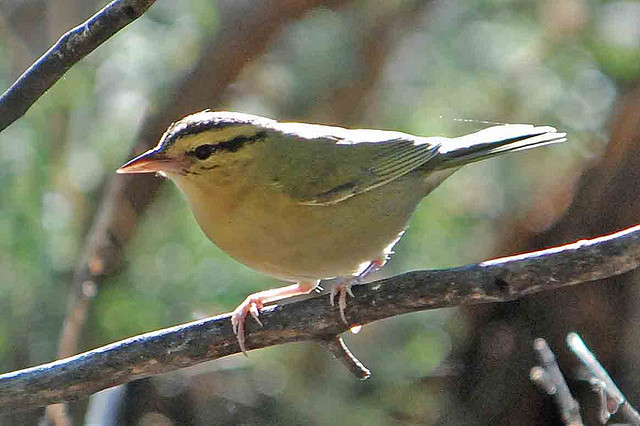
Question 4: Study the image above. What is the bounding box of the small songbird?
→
[118,111,566,353]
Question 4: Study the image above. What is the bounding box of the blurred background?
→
[1,0,639,424]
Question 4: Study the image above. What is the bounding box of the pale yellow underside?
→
[171,164,453,282]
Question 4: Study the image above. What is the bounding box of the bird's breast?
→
[172,173,427,282]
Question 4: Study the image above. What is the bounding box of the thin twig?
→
[2,2,157,422]
[532,338,583,425]
[530,366,557,395]
[588,377,613,424]
[317,336,371,380]
[0,0,156,132]
[567,332,640,424]
[2,224,640,412]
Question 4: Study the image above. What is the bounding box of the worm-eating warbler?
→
[118,111,566,353]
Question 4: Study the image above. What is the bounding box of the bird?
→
[118,110,566,353]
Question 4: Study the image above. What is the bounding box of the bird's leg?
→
[232,280,319,355]
[330,257,387,324]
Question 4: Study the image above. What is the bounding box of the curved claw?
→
[229,282,319,355]
[339,285,349,324]
[330,257,387,324]
[249,303,263,326]
[231,298,265,355]
[346,286,355,298]
[330,282,354,324]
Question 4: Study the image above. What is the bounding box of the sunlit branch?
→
[2,224,640,413]
[0,0,156,132]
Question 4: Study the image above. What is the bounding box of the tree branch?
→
[317,335,371,380]
[2,224,640,413]
[567,332,640,424]
[531,338,583,425]
[0,0,156,132]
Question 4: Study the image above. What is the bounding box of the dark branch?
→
[0,0,156,132]
[3,224,640,413]
[317,335,371,380]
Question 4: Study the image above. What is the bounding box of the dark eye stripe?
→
[189,131,268,160]
[215,132,267,153]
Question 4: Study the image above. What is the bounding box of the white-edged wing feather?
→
[263,123,441,205]
[261,121,565,206]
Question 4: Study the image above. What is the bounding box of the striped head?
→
[118,110,275,177]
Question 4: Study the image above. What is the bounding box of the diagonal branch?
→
[318,335,371,380]
[2,223,640,413]
[531,338,583,425]
[0,0,157,132]
[567,332,640,424]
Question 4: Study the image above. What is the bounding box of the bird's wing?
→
[264,123,442,205]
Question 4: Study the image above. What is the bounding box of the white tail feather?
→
[438,124,566,167]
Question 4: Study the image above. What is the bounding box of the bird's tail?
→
[437,124,566,168]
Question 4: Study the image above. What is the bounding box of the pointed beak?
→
[117,149,185,175]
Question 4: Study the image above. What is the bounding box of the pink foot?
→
[330,258,387,324]
[229,282,319,355]
[330,282,355,324]
[231,297,264,355]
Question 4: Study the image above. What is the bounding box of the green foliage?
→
[1,0,637,423]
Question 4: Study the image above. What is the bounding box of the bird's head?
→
[117,110,275,178]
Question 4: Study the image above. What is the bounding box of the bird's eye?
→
[193,144,216,160]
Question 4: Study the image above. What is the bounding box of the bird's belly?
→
[182,176,425,282]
